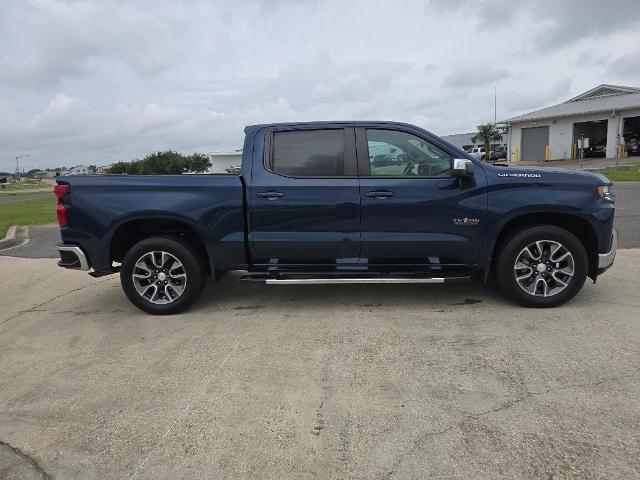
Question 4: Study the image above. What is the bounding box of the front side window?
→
[271,129,344,176]
[366,129,452,177]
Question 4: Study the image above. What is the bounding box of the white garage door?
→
[521,126,549,161]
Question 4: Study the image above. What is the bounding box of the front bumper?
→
[56,243,90,270]
[597,229,617,273]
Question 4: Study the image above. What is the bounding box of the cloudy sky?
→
[1,0,640,171]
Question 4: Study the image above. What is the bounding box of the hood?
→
[488,164,611,185]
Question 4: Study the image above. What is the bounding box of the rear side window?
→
[271,129,344,176]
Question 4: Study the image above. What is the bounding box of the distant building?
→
[32,170,50,179]
[67,165,89,175]
[441,132,506,153]
[506,84,640,161]
[207,150,243,174]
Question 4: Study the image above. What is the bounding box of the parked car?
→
[54,121,616,314]
[225,165,242,175]
[371,154,394,167]
[492,145,507,160]
[626,137,639,155]
[584,143,607,158]
[469,146,486,160]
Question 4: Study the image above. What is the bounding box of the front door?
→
[356,127,487,270]
[249,126,360,268]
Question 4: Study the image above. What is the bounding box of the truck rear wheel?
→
[495,225,588,308]
[120,236,206,315]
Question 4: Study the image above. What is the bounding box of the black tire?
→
[120,236,207,315]
[495,225,588,308]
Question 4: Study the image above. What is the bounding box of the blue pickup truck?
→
[54,121,617,314]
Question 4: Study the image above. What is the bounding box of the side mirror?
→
[452,158,474,177]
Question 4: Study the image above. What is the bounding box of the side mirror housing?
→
[452,158,474,177]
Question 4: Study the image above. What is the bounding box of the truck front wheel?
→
[120,236,206,315]
[495,225,588,307]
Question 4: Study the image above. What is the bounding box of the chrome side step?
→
[266,277,447,284]
[241,275,471,285]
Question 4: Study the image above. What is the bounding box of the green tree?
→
[108,151,211,175]
[471,123,503,163]
[185,153,211,173]
[109,161,132,174]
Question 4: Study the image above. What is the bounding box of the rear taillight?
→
[54,184,70,228]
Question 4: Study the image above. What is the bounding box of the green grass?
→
[606,169,640,181]
[0,190,47,197]
[0,197,57,238]
[0,180,48,191]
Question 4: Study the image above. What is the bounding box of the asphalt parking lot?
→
[1,181,639,479]
[1,251,639,479]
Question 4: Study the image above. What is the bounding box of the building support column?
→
[606,113,620,158]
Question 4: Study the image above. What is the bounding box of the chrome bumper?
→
[56,243,90,271]
[598,229,617,270]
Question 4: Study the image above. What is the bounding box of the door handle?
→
[257,191,285,200]
[366,190,395,199]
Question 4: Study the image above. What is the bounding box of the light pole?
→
[15,154,29,182]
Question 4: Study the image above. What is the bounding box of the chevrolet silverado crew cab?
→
[54,121,617,314]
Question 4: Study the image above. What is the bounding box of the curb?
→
[0,225,30,250]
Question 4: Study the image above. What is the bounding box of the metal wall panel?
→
[521,126,549,161]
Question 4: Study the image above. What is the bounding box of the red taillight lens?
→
[53,184,70,199]
[53,184,70,228]
[56,204,68,228]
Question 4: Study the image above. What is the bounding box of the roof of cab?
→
[244,120,421,133]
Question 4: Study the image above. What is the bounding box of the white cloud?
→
[1,0,640,170]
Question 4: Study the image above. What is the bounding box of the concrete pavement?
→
[517,156,638,170]
[0,252,639,479]
[613,182,640,248]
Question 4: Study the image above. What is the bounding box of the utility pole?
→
[494,85,497,124]
[15,154,29,182]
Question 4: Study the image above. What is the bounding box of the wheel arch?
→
[489,212,599,280]
[110,216,212,275]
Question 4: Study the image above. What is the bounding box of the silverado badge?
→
[453,217,480,226]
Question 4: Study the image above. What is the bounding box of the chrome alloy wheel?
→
[513,240,575,297]
[132,251,187,305]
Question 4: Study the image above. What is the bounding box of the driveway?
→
[0,251,639,479]
[517,157,636,170]
[613,182,640,248]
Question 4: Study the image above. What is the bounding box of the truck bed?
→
[58,174,246,274]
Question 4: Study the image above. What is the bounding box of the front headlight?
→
[597,185,614,201]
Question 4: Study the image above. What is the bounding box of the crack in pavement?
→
[384,368,640,479]
[0,440,52,479]
[0,277,113,327]
[128,340,241,480]
[469,368,640,419]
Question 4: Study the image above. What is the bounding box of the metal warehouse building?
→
[441,132,506,153]
[506,84,640,162]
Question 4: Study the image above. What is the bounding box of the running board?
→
[241,275,471,285]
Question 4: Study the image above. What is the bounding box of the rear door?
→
[356,127,487,270]
[248,127,360,268]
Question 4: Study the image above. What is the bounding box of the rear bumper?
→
[56,243,90,271]
[597,229,617,274]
